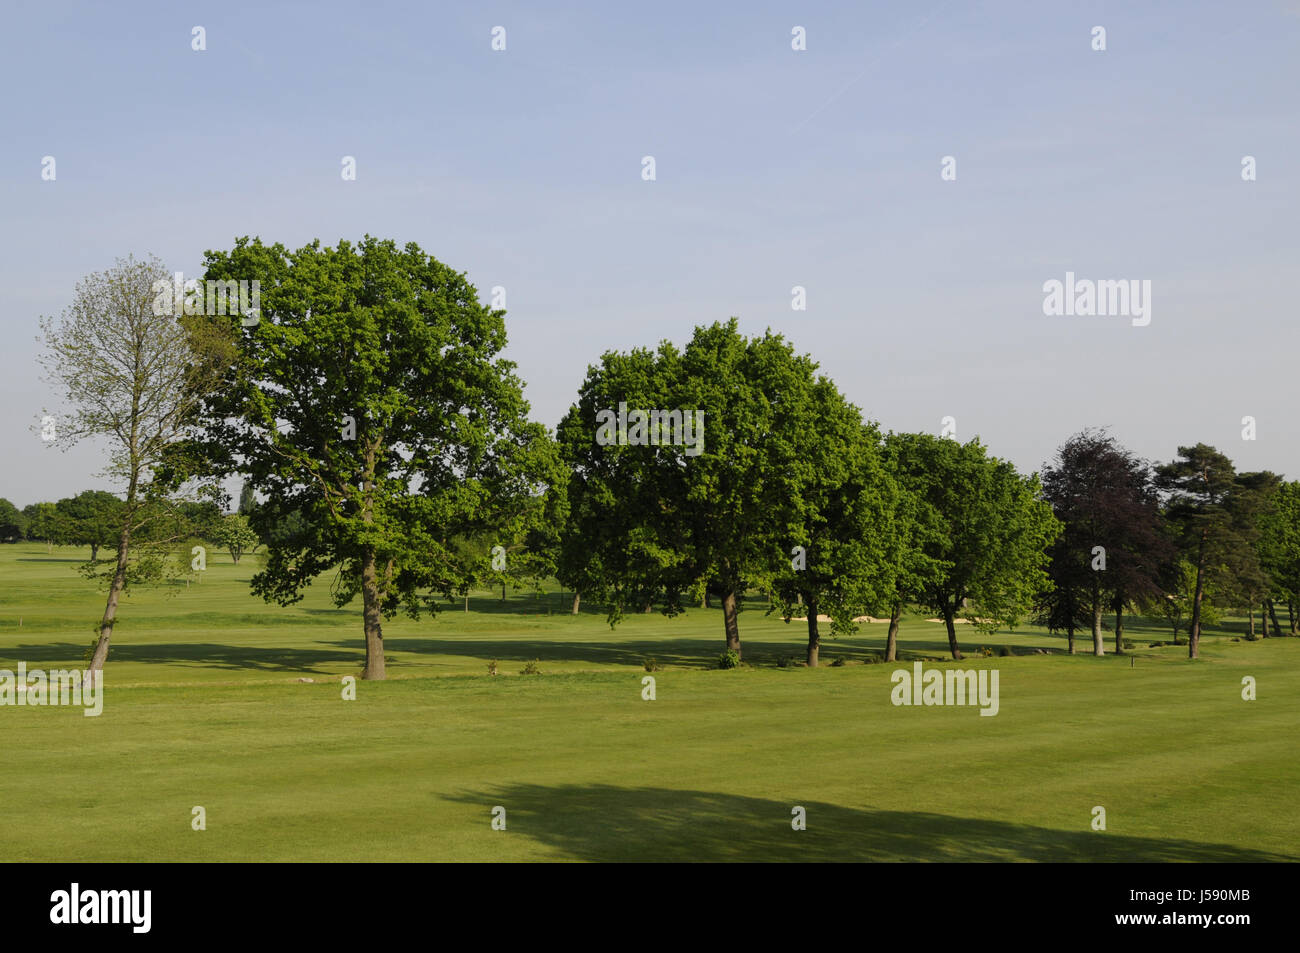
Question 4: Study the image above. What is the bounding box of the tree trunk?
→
[1113,600,1125,655]
[722,589,741,658]
[501,582,506,602]
[642,602,653,613]
[360,548,386,680]
[1290,600,1296,635]
[464,593,469,612]
[805,595,820,667]
[1261,602,1269,637]
[942,606,962,660]
[1188,531,1207,658]
[86,524,131,680]
[571,591,580,615]
[1091,601,1105,656]
[884,601,901,662]
[1248,606,1255,638]
[704,591,711,609]
[90,543,99,561]
[1267,599,1282,638]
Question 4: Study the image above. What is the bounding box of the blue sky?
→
[3,0,1298,506]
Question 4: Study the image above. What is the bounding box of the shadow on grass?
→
[0,641,359,674]
[448,783,1298,862]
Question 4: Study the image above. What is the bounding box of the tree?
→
[1156,558,1220,643]
[884,433,1060,660]
[214,513,260,564]
[39,254,237,678]
[22,502,67,553]
[1040,430,1173,655]
[1258,481,1300,635]
[0,498,26,541]
[237,480,258,517]
[1034,535,1091,654]
[56,490,126,561]
[1155,445,1255,659]
[558,319,861,660]
[764,407,899,668]
[197,236,558,679]
[557,341,690,631]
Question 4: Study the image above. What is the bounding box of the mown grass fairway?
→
[3,543,1297,862]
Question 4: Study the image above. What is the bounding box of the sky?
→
[2,0,1297,507]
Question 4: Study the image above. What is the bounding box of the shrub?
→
[642,657,659,672]
[716,649,741,670]
[521,659,541,675]
[997,645,1013,657]
[487,659,498,676]
[978,646,994,658]
[775,655,792,668]
[829,656,846,667]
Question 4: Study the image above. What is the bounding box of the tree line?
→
[29,240,1300,680]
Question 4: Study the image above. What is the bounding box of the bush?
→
[486,659,498,676]
[978,646,994,658]
[829,656,846,667]
[642,657,659,672]
[520,659,541,675]
[996,645,1013,657]
[716,649,741,670]
[775,655,792,668]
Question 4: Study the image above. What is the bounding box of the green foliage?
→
[486,659,499,676]
[0,498,27,541]
[642,658,660,672]
[716,649,741,669]
[55,490,124,560]
[521,659,541,675]
[197,236,561,677]
[883,433,1061,657]
[213,513,260,564]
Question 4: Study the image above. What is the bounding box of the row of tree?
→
[0,493,262,564]
[32,241,1300,681]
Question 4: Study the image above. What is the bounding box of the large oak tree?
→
[198,236,558,679]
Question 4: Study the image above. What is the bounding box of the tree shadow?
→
[0,641,358,674]
[448,783,1297,862]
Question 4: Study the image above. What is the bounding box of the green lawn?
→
[2,543,1297,861]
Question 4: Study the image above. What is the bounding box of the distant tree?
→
[885,432,1060,660]
[237,481,258,517]
[1155,444,1253,659]
[55,490,125,561]
[22,502,69,554]
[1156,558,1220,643]
[213,513,260,564]
[0,498,28,541]
[1258,481,1300,634]
[1034,535,1091,654]
[39,253,236,679]
[1040,430,1173,655]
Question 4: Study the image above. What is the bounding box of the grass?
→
[2,542,1297,861]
